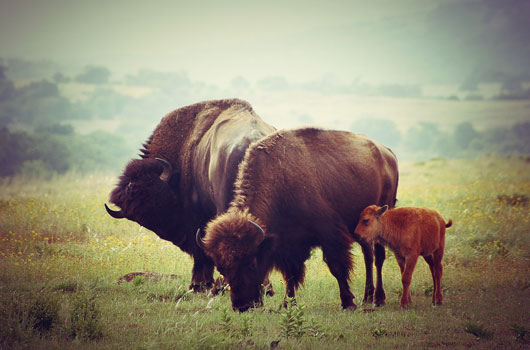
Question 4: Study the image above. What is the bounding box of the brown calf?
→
[354,205,452,308]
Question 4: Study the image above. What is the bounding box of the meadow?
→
[1,156,529,349]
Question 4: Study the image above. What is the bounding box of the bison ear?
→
[376,205,388,217]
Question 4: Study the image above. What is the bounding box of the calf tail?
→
[445,219,453,228]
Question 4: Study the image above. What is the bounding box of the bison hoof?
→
[374,299,386,307]
[189,282,213,293]
[362,295,374,304]
[343,303,358,311]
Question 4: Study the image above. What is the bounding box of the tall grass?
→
[1,156,529,349]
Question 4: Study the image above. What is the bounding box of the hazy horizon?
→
[2,0,529,87]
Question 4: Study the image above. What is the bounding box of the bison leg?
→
[322,246,356,310]
[358,240,375,304]
[374,243,386,306]
[263,276,275,297]
[281,263,306,307]
[189,252,214,292]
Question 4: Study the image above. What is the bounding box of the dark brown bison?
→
[199,128,398,311]
[105,99,275,291]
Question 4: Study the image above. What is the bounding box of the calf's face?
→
[354,205,388,241]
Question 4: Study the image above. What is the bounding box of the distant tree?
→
[0,65,16,101]
[18,80,59,99]
[83,88,130,119]
[256,76,290,91]
[36,123,74,135]
[454,122,478,148]
[125,69,191,90]
[75,66,111,84]
[0,128,32,176]
[351,118,401,149]
[404,122,442,153]
[53,72,71,84]
[230,76,251,90]
[0,66,18,126]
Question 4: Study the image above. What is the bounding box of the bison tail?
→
[445,219,453,228]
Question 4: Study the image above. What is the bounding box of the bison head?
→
[200,210,271,312]
[105,158,181,241]
[354,204,388,242]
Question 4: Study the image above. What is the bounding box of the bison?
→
[105,99,275,292]
[354,205,452,308]
[199,128,399,311]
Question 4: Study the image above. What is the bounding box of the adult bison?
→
[199,128,398,311]
[105,99,275,292]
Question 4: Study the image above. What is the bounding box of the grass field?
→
[1,156,529,349]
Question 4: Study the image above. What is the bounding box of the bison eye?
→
[362,218,369,225]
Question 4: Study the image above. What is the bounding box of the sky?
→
[2,0,529,87]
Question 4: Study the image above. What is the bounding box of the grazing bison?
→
[199,128,399,311]
[354,205,452,308]
[105,99,275,291]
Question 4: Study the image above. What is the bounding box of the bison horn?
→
[248,220,265,237]
[196,228,206,249]
[104,203,125,219]
[155,157,172,182]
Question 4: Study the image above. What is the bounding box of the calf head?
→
[354,204,388,241]
[105,158,181,241]
[200,210,270,312]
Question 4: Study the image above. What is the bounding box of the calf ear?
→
[376,205,388,217]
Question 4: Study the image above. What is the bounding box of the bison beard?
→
[104,99,275,292]
[202,128,399,311]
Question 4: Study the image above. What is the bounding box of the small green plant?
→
[239,314,253,337]
[372,322,388,338]
[132,275,145,287]
[53,280,78,293]
[510,323,528,343]
[219,307,233,335]
[464,322,493,340]
[29,292,61,333]
[69,290,103,341]
[280,298,307,338]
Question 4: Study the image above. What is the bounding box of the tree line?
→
[1,62,529,178]
[351,119,530,161]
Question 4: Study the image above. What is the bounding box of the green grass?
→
[1,156,529,349]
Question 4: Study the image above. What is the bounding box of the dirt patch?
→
[117,271,179,284]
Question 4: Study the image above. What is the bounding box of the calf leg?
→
[400,254,418,308]
[358,240,375,304]
[322,247,356,310]
[374,243,386,306]
[423,255,437,305]
[433,249,444,305]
